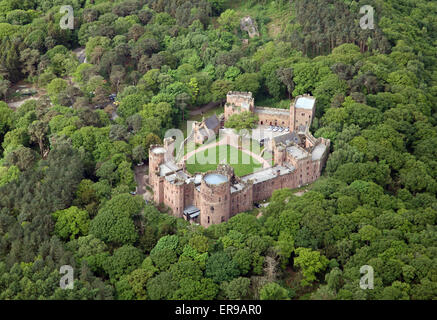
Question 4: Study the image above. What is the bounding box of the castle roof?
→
[295,96,316,110]
[255,107,289,116]
[184,205,200,219]
[311,143,327,161]
[286,145,308,160]
[230,183,245,193]
[159,161,179,176]
[241,165,295,184]
[152,147,166,154]
[204,173,228,185]
[273,132,300,145]
[204,114,219,130]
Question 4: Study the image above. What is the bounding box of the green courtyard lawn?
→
[186,144,262,177]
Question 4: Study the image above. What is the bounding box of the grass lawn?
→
[186,144,262,177]
[240,137,274,166]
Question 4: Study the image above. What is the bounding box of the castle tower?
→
[289,95,316,133]
[199,172,231,226]
[289,99,296,132]
[224,91,255,121]
[273,146,285,166]
[148,145,166,203]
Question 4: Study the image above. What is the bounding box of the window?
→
[207,216,210,224]
[210,206,214,212]
[221,216,225,222]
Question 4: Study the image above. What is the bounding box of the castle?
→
[148,92,330,227]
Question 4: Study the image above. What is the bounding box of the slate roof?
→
[204,114,219,130]
[273,132,300,145]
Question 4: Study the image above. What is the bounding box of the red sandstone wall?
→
[257,112,290,127]
[199,179,231,226]
[294,109,314,131]
[230,184,253,216]
[224,92,255,121]
[163,180,185,218]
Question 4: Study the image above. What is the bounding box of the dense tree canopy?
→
[0,0,435,301]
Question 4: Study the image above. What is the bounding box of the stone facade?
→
[224,91,255,120]
[192,114,221,145]
[148,92,330,227]
[255,107,290,127]
[224,92,316,133]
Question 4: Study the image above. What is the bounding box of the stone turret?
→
[290,95,316,132]
[224,91,255,121]
[199,170,231,226]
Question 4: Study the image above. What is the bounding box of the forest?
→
[0,0,436,300]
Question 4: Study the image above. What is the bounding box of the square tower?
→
[289,95,316,133]
[224,91,255,121]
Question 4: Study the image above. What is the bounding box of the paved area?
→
[188,100,223,116]
[249,125,290,142]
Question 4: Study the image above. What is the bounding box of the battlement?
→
[150,91,330,227]
[227,91,253,98]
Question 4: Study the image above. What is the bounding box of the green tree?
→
[104,245,144,282]
[294,247,329,286]
[221,277,251,300]
[52,206,90,240]
[259,282,289,300]
[206,252,239,283]
[89,193,143,246]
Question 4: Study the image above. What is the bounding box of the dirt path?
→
[7,86,46,110]
[180,131,271,168]
[294,189,309,197]
[134,164,152,201]
[188,100,223,116]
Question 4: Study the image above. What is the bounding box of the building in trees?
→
[224,91,316,133]
[148,92,330,227]
[192,114,221,145]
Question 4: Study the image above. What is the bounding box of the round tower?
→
[199,173,231,226]
[148,145,166,185]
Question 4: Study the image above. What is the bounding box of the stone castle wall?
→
[224,91,255,120]
[198,175,231,226]
[148,92,329,227]
[255,107,290,127]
